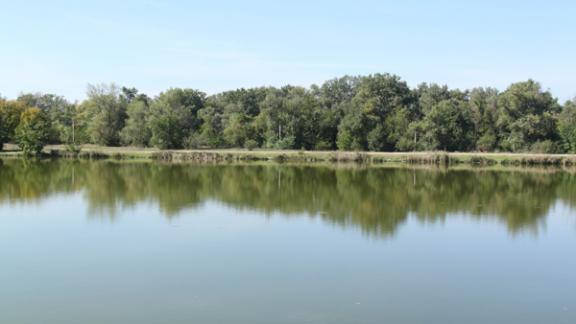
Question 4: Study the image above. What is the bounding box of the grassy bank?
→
[1,144,576,167]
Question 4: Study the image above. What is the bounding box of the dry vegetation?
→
[2,144,575,167]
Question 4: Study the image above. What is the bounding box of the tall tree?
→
[81,84,127,146]
[0,100,26,150]
[422,99,474,151]
[337,104,369,151]
[148,88,205,149]
[17,93,76,143]
[349,73,415,151]
[257,86,318,150]
[415,83,453,115]
[558,99,576,153]
[15,107,51,156]
[469,88,499,151]
[120,99,152,147]
[497,80,560,152]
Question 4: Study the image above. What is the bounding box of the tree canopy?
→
[1,74,574,153]
[15,108,51,156]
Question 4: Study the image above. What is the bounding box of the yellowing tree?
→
[15,108,51,156]
[0,100,26,150]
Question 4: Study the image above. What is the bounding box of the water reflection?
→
[0,160,574,237]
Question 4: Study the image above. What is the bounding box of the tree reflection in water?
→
[0,160,574,237]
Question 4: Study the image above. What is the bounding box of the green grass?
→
[1,144,576,167]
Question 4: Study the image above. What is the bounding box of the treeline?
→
[2,74,576,155]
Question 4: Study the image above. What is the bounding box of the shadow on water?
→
[0,160,575,238]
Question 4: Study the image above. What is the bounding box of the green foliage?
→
[17,93,74,143]
[415,83,453,115]
[476,131,498,152]
[15,108,51,156]
[149,88,206,149]
[367,125,388,151]
[82,84,127,146]
[244,139,258,151]
[259,86,316,150]
[496,80,560,152]
[223,113,251,147]
[65,143,82,155]
[314,140,332,151]
[386,107,412,150]
[349,73,415,151]
[469,87,499,150]
[396,121,426,151]
[422,100,474,151]
[337,108,368,151]
[120,100,151,147]
[1,75,572,154]
[183,133,204,149]
[530,140,559,154]
[0,99,26,150]
[558,100,576,153]
[197,106,224,148]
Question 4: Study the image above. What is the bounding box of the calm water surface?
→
[0,160,575,324]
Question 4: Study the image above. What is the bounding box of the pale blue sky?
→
[1,0,575,101]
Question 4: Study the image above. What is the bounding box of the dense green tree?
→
[204,88,267,148]
[349,74,415,151]
[396,121,427,151]
[385,107,412,151]
[506,113,559,153]
[17,93,74,143]
[223,112,252,148]
[337,105,369,151]
[312,76,360,109]
[81,84,127,146]
[311,76,360,150]
[415,83,453,115]
[120,87,139,103]
[120,99,151,146]
[0,99,26,150]
[496,80,560,152]
[422,99,475,151]
[2,74,574,154]
[148,88,205,149]
[196,105,224,148]
[312,107,340,150]
[258,86,317,149]
[15,107,51,156]
[468,88,499,151]
[558,100,576,153]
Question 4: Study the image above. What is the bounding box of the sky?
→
[0,0,575,101]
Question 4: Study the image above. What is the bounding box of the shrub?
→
[530,140,558,154]
[244,139,258,151]
[183,133,204,149]
[314,140,332,151]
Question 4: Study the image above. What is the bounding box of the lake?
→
[0,160,575,324]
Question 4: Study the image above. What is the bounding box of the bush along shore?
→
[149,150,576,167]
[2,145,576,167]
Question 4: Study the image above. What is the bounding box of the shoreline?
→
[2,145,576,167]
